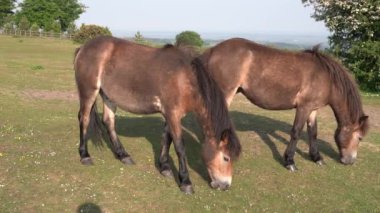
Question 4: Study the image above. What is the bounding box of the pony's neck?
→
[195,106,216,141]
[330,95,361,128]
[331,100,352,127]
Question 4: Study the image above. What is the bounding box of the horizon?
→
[111,30,329,47]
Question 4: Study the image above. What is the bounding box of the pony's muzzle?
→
[210,180,231,190]
[340,156,356,165]
[340,150,357,165]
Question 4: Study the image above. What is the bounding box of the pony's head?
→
[335,115,369,165]
[191,57,241,189]
[308,47,370,165]
[202,129,241,190]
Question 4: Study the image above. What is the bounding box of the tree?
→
[73,24,112,44]
[54,0,85,31]
[16,0,85,32]
[0,0,15,27]
[346,41,380,91]
[134,31,145,44]
[18,16,30,31]
[30,22,39,31]
[175,31,203,47]
[3,21,13,32]
[66,22,77,35]
[303,0,380,91]
[1,13,14,31]
[46,20,61,33]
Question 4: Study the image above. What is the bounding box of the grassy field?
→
[0,36,379,212]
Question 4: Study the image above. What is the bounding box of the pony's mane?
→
[191,58,241,159]
[304,46,364,123]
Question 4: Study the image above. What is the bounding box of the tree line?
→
[0,0,84,34]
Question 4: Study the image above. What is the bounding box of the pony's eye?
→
[358,136,363,141]
[223,156,230,162]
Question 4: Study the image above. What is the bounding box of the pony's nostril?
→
[341,156,355,165]
[210,181,219,189]
[219,183,230,191]
[210,181,231,190]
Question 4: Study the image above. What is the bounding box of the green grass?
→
[0,36,379,212]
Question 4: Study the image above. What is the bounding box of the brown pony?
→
[74,36,241,193]
[199,38,369,171]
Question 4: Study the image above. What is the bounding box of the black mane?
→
[191,58,241,159]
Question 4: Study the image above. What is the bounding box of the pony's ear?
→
[359,115,368,124]
[359,115,369,135]
[220,129,231,145]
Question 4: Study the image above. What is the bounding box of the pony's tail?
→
[88,101,105,147]
[191,58,241,159]
[74,47,81,58]
[73,46,82,69]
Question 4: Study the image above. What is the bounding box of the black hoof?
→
[180,185,194,194]
[80,157,93,165]
[121,157,135,165]
[286,164,298,172]
[160,169,173,178]
[316,160,325,166]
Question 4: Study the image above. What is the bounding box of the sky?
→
[76,0,329,39]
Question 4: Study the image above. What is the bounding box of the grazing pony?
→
[199,38,369,171]
[74,36,241,193]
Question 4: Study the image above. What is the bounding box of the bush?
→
[175,31,203,47]
[18,16,30,31]
[45,20,61,33]
[30,22,39,31]
[347,40,380,92]
[66,22,77,35]
[73,24,112,44]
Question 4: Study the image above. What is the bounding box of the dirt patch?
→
[22,90,78,101]
[361,142,380,152]
[363,105,380,131]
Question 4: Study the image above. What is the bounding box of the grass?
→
[0,36,379,212]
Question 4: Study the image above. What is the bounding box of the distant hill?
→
[121,31,329,50]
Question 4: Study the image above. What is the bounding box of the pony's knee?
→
[291,128,301,140]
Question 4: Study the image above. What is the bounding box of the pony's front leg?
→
[159,122,173,177]
[173,136,193,194]
[284,107,311,171]
[166,114,194,194]
[307,110,324,166]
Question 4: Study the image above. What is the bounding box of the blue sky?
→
[76,0,329,38]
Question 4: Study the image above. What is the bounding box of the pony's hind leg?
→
[78,93,98,165]
[284,107,311,171]
[307,110,324,165]
[101,93,135,165]
[159,122,173,177]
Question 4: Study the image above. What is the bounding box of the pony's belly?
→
[251,98,295,110]
[116,100,161,114]
[240,79,299,110]
[102,89,162,114]
[243,90,296,110]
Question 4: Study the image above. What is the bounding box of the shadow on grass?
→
[91,109,341,186]
[77,202,101,213]
[112,113,209,186]
[230,111,341,164]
